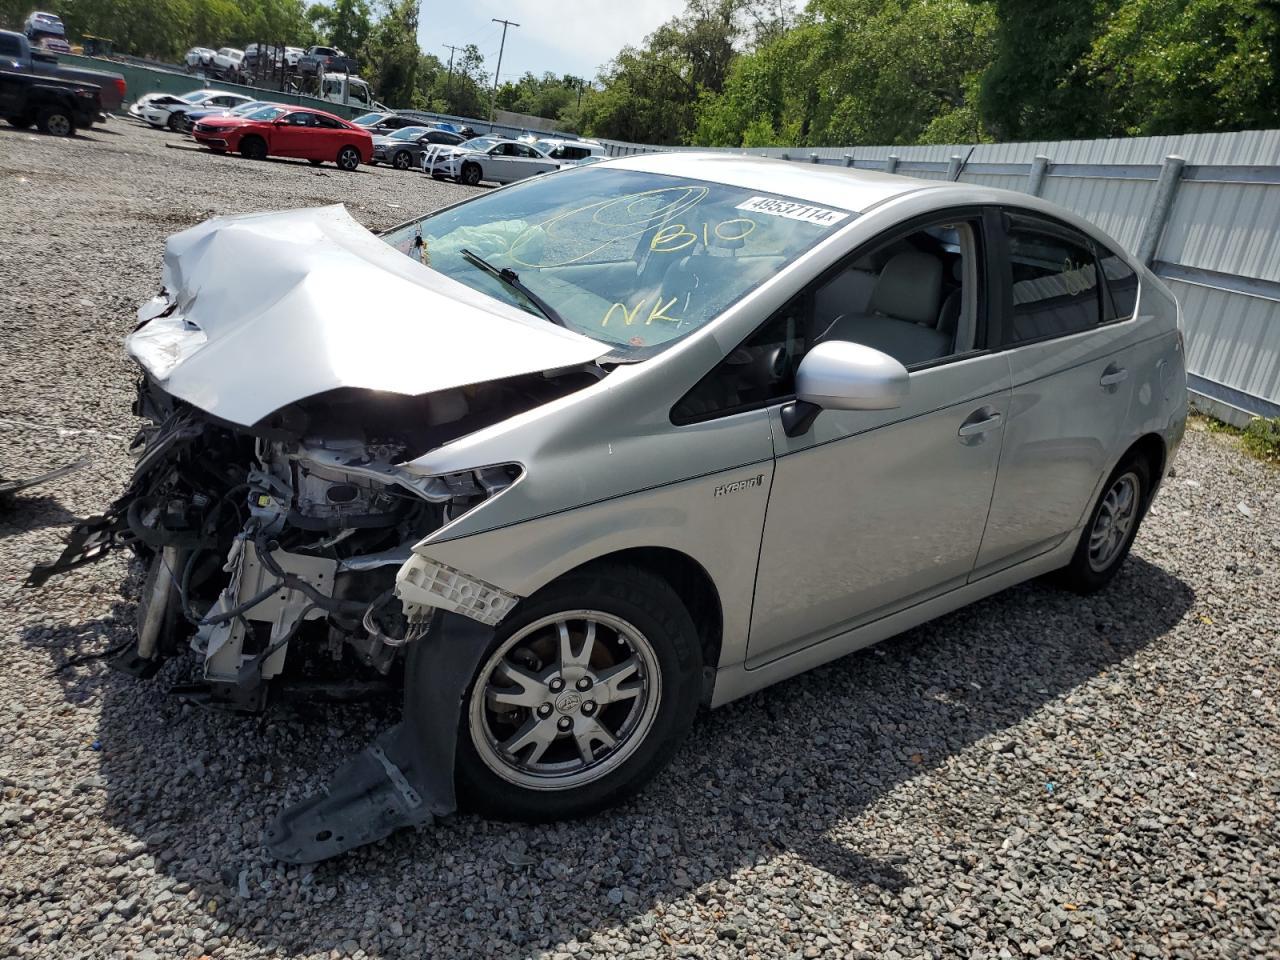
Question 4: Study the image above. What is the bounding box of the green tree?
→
[361,0,419,106]
[306,0,371,54]
[1086,0,1280,135]
[695,0,995,147]
[978,0,1100,140]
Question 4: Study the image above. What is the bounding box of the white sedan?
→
[425,136,561,185]
[132,90,253,131]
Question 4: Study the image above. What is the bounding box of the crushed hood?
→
[127,205,609,427]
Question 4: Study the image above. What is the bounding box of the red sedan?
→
[192,104,373,171]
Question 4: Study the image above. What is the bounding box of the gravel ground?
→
[2,119,1279,960]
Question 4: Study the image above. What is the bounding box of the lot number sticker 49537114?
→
[735,196,850,226]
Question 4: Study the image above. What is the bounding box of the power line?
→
[442,43,461,101]
[489,17,519,123]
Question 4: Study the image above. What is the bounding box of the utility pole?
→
[442,43,461,108]
[489,17,518,126]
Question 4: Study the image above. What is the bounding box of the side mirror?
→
[781,340,909,437]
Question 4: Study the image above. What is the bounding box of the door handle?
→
[1100,366,1129,388]
[958,411,1003,438]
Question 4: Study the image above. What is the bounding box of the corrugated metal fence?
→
[598,132,1280,425]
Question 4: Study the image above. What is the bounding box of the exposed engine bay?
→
[31,369,595,711]
[25,204,624,863]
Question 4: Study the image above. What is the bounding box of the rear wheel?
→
[336,145,361,171]
[36,107,74,137]
[1056,455,1151,593]
[455,564,703,821]
[460,162,482,186]
[240,136,267,160]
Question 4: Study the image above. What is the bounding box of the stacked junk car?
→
[30,154,1188,864]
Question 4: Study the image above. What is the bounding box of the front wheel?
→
[166,112,183,131]
[459,162,482,186]
[36,107,74,137]
[455,564,703,821]
[336,145,361,171]
[1056,455,1151,593]
[239,136,267,160]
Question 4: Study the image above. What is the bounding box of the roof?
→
[605,152,945,214]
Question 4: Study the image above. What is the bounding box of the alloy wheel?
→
[46,113,71,136]
[469,611,661,791]
[1088,471,1140,572]
[338,147,360,171]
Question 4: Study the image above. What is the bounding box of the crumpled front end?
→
[29,205,610,861]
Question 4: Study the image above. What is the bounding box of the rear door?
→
[972,211,1142,576]
[311,113,348,160]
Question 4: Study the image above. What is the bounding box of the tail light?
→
[114,78,126,98]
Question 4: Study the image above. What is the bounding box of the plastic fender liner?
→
[264,612,493,864]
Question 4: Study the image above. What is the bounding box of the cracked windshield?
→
[403,166,852,352]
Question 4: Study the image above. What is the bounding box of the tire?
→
[1055,454,1151,593]
[392,150,412,171]
[460,162,482,186]
[166,112,182,131]
[36,107,74,137]
[239,136,267,160]
[336,145,360,171]
[454,563,703,822]
[6,115,33,129]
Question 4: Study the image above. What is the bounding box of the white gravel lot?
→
[1,119,1279,960]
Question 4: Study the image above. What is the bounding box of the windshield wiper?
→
[459,248,567,328]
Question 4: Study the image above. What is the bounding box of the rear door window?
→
[1002,215,1102,345]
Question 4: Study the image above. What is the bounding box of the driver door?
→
[273,111,315,155]
[677,209,1012,666]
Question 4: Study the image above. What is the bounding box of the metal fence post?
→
[843,154,854,167]
[809,152,819,163]
[946,155,963,181]
[1137,155,1186,266]
[1027,154,1051,196]
[885,155,899,174]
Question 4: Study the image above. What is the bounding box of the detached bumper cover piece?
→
[265,612,493,863]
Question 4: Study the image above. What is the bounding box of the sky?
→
[417,0,688,84]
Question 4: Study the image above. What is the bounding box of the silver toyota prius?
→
[34,153,1187,862]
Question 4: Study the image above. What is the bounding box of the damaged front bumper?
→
[27,204,612,862]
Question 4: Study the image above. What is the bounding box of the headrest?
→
[868,252,943,326]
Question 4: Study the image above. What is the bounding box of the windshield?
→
[400,167,852,354]
[180,91,211,103]
[231,101,270,115]
[352,112,384,125]
[460,137,498,152]
[246,105,287,121]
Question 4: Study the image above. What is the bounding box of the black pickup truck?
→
[0,69,102,135]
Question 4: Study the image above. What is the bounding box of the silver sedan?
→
[425,135,560,184]
[38,154,1187,861]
